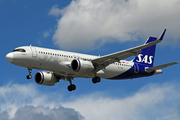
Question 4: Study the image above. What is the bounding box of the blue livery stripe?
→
[40,72,44,84]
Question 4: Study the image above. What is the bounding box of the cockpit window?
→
[12,49,26,52]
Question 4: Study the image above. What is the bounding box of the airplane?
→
[6,29,178,91]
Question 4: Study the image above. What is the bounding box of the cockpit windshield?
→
[12,49,26,52]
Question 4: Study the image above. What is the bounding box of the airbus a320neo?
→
[6,29,178,91]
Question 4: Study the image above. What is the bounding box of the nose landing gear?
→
[26,68,32,79]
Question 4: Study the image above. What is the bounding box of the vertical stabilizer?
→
[133,37,157,67]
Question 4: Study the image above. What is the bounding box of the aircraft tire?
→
[68,84,76,91]
[92,78,97,83]
[96,76,101,83]
[26,75,32,79]
[92,76,101,84]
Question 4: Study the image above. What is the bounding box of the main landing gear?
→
[67,78,76,91]
[92,76,101,84]
[68,84,76,91]
[67,76,101,92]
[26,68,32,79]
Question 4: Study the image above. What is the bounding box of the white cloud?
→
[0,106,84,120]
[43,29,53,38]
[0,83,84,120]
[43,31,50,38]
[48,5,62,17]
[62,82,180,120]
[0,82,179,120]
[49,0,180,50]
[12,106,84,120]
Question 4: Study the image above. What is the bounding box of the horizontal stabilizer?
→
[146,62,178,72]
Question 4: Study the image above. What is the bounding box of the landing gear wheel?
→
[26,75,32,79]
[67,84,76,91]
[27,67,32,80]
[92,76,101,84]
[92,78,97,84]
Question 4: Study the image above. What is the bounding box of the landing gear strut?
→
[67,78,76,91]
[92,76,101,84]
[26,68,32,79]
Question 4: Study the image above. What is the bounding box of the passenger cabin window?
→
[13,49,26,52]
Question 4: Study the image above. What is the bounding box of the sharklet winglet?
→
[158,29,166,40]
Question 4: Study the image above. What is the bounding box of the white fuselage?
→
[7,46,134,79]
[6,30,176,91]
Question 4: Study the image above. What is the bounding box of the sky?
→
[0,0,180,120]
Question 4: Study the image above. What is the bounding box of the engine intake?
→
[35,71,58,86]
[71,59,81,72]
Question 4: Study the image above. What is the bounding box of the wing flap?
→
[146,62,178,72]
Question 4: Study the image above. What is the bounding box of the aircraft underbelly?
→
[97,65,132,79]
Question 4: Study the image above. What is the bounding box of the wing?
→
[145,62,178,72]
[92,29,167,73]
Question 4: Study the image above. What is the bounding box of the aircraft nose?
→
[6,53,13,63]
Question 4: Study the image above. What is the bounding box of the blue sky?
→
[1,0,180,120]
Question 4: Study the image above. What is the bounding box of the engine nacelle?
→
[71,59,94,73]
[35,71,58,86]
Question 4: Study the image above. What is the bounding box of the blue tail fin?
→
[133,37,157,67]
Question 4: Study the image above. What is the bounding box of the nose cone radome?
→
[6,53,13,63]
